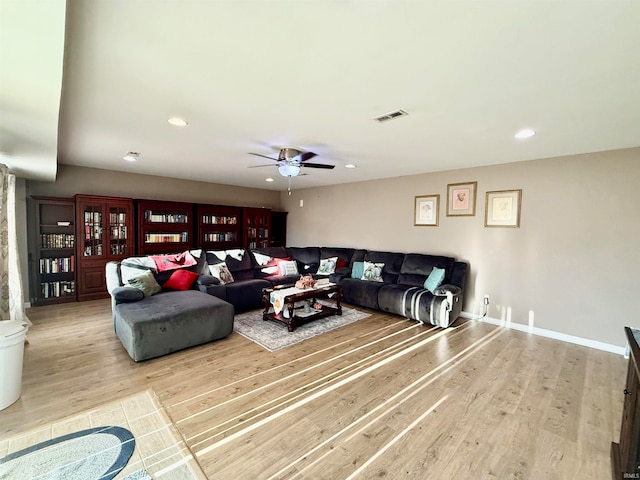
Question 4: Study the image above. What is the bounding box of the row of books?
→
[202,215,238,225]
[109,212,127,224]
[144,232,188,243]
[40,256,75,274]
[40,281,75,298]
[110,226,128,239]
[41,233,74,248]
[85,225,102,239]
[203,232,237,243]
[83,244,103,256]
[145,211,188,223]
[84,211,102,224]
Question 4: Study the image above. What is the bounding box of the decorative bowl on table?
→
[295,274,317,289]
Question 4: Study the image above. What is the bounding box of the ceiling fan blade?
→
[248,164,276,168]
[298,151,318,162]
[300,162,335,169]
[248,152,278,161]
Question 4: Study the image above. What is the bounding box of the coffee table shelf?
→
[261,284,343,332]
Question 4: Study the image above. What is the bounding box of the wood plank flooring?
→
[0,299,627,479]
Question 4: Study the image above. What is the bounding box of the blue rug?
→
[0,426,136,480]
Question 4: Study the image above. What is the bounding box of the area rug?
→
[0,390,206,480]
[234,304,371,351]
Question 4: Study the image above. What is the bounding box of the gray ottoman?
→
[114,290,234,361]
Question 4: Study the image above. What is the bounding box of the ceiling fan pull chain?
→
[288,175,292,195]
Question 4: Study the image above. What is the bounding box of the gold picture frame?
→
[414,194,439,226]
[485,189,522,227]
[446,181,477,216]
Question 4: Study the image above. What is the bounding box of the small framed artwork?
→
[447,181,477,216]
[414,194,439,226]
[485,189,522,227]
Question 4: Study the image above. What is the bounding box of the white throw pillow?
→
[317,257,338,275]
[208,262,235,285]
[278,260,299,276]
[361,261,384,282]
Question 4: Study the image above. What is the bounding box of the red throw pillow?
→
[336,258,348,269]
[163,269,199,291]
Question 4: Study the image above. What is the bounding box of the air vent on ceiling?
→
[373,109,408,123]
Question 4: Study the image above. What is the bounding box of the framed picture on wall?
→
[447,181,477,216]
[414,194,439,226]
[485,189,522,227]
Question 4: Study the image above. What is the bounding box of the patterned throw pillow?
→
[317,257,338,275]
[208,262,235,285]
[361,261,385,282]
[127,270,162,297]
[278,260,299,276]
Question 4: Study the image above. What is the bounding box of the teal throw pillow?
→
[424,267,445,293]
[351,261,364,279]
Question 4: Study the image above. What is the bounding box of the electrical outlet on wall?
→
[483,294,490,305]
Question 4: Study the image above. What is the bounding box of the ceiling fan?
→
[248,147,335,177]
[249,147,335,194]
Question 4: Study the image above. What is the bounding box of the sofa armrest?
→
[433,284,462,297]
[112,286,144,304]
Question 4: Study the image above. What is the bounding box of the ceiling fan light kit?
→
[278,164,300,177]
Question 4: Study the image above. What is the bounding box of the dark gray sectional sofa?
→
[106,246,467,361]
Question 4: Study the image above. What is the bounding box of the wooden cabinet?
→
[136,200,194,255]
[612,327,640,479]
[75,195,133,301]
[242,207,271,249]
[30,197,77,306]
[270,211,288,247]
[196,204,241,250]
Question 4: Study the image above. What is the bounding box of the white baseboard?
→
[460,311,626,356]
[24,301,31,309]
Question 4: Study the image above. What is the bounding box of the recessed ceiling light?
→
[168,117,188,127]
[514,128,536,139]
[345,164,357,169]
[265,177,274,182]
[123,152,139,162]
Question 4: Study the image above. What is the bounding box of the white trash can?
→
[0,320,28,410]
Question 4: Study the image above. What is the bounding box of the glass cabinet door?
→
[109,206,129,256]
[81,204,103,258]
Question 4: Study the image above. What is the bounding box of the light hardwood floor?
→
[0,299,627,479]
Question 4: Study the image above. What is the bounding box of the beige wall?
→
[27,164,281,208]
[280,147,640,348]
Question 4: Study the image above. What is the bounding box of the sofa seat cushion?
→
[340,278,384,310]
[224,278,272,313]
[114,290,234,362]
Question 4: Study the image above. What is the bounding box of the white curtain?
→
[0,164,29,325]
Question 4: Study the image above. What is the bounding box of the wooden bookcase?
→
[270,211,288,247]
[75,195,134,301]
[136,200,194,255]
[196,204,242,251]
[30,197,77,306]
[242,207,271,250]
[612,327,640,479]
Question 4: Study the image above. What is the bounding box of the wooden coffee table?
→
[261,284,343,332]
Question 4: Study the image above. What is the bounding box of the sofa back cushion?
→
[286,247,321,275]
[206,249,254,281]
[363,251,405,284]
[397,253,455,287]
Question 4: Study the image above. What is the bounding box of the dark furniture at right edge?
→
[612,327,640,479]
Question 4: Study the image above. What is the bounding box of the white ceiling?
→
[4,1,640,190]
